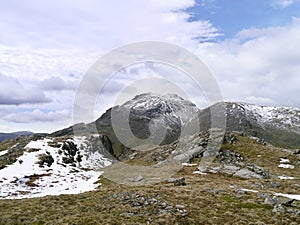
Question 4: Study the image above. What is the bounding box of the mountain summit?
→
[95,93,200,157]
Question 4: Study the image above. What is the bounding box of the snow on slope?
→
[228,102,300,133]
[123,93,199,126]
[0,136,112,199]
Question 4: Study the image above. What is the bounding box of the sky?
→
[0,0,300,133]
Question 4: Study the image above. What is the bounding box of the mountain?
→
[0,131,33,142]
[199,102,300,149]
[53,93,300,158]
[0,93,300,223]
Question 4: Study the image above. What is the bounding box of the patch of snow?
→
[240,102,300,132]
[280,158,290,163]
[192,171,207,175]
[278,164,295,169]
[240,188,259,193]
[278,176,294,180]
[274,193,300,201]
[0,137,112,199]
[0,150,8,156]
[182,163,197,167]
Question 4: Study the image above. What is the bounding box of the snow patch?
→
[0,150,8,156]
[278,164,295,169]
[0,137,112,199]
[274,193,300,201]
[182,163,197,167]
[192,171,207,175]
[240,188,259,193]
[278,176,295,180]
[280,158,290,163]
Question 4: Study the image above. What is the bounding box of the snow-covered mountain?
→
[95,93,200,157]
[226,102,300,133]
[222,102,300,148]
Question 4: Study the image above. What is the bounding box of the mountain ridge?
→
[0,131,34,142]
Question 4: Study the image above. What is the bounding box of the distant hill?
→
[0,131,33,142]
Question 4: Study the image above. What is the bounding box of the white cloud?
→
[1,0,299,133]
[0,0,221,131]
[0,0,218,50]
[271,0,294,9]
[200,17,300,108]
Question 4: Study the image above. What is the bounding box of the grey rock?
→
[173,146,204,163]
[269,181,281,188]
[282,199,296,208]
[207,166,220,174]
[247,164,270,179]
[175,205,185,209]
[222,165,240,175]
[173,177,186,186]
[233,168,263,179]
[264,196,280,205]
[236,189,246,195]
[167,177,186,186]
[257,192,269,199]
[272,204,286,214]
[130,175,144,182]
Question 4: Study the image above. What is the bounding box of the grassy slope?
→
[0,135,299,224]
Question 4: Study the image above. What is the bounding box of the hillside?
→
[0,131,33,142]
[0,93,299,224]
[0,133,299,224]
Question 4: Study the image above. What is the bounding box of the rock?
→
[222,165,240,175]
[218,149,244,165]
[130,175,144,182]
[282,199,296,208]
[204,188,226,195]
[175,205,185,209]
[264,196,280,205]
[247,164,270,179]
[294,149,300,155]
[269,181,281,188]
[257,192,269,199]
[233,168,263,179]
[167,178,176,183]
[168,177,186,186]
[174,177,187,186]
[173,146,204,163]
[272,204,286,214]
[236,189,246,195]
[207,166,220,174]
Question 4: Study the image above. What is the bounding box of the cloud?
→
[39,77,78,91]
[0,74,51,105]
[271,0,294,9]
[201,17,300,108]
[0,0,219,50]
[2,109,70,123]
[0,0,222,131]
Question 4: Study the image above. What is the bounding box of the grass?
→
[0,165,298,224]
[0,133,299,224]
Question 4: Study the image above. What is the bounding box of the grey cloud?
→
[39,76,78,91]
[0,74,51,105]
[3,109,70,123]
